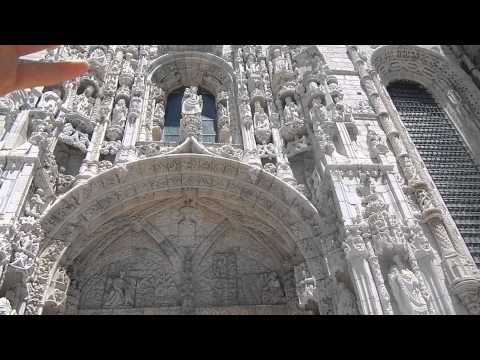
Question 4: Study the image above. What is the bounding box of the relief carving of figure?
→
[253,101,271,144]
[335,282,359,315]
[388,254,430,315]
[104,271,134,308]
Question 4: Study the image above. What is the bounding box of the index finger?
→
[15,45,58,57]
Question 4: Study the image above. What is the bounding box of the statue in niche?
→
[246,54,260,75]
[104,271,135,308]
[272,48,288,74]
[387,254,430,315]
[24,189,45,219]
[59,122,90,153]
[74,85,95,117]
[416,189,435,211]
[253,101,271,144]
[280,96,305,142]
[106,99,128,141]
[111,99,128,127]
[367,128,388,158]
[180,87,203,139]
[152,101,165,128]
[217,103,231,143]
[239,100,253,128]
[284,96,301,124]
[0,297,16,315]
[56,166,76,194]
[335,282,359,315]
[182,86,203,115]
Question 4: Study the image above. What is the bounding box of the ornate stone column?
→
[234,46,262,168]
[342,225,383,314]
[347,45,480,314]
[117,47,148,163]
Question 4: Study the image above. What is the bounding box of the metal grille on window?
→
[388,80,480,267]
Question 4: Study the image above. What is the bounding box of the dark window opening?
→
[388,80,480,267]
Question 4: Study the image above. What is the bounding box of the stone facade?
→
[0,45,479,315]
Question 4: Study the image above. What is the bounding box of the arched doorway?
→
[28,153,330,315]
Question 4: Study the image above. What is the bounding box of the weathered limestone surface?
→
[0,45,479,315]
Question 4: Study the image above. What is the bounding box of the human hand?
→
[0,45,89,96]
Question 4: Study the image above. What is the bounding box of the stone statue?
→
[367,128,388,158]
[74,85,95,117]
[111,99,128,127]
[310,98,328,124]
[246,54,259,75]
[388,254,430,315]
[181,86,203,115]
[59,122,90,153]
[24,189,45,219]
[153,101,165,128]
[106,99,128,141]
[180,86,203,140]
[280,96,305,142]
[416,189,435,211]
[336,282,359,315]
[56,166,76,194]
[284,96,301,124]
[253,101,271,144]
[104,271,134,308]
[0,297,16,315]
[272,48,288,74]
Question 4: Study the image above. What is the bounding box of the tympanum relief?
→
[75,198,289,314]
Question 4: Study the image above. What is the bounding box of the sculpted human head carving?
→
[84,85,95,97]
